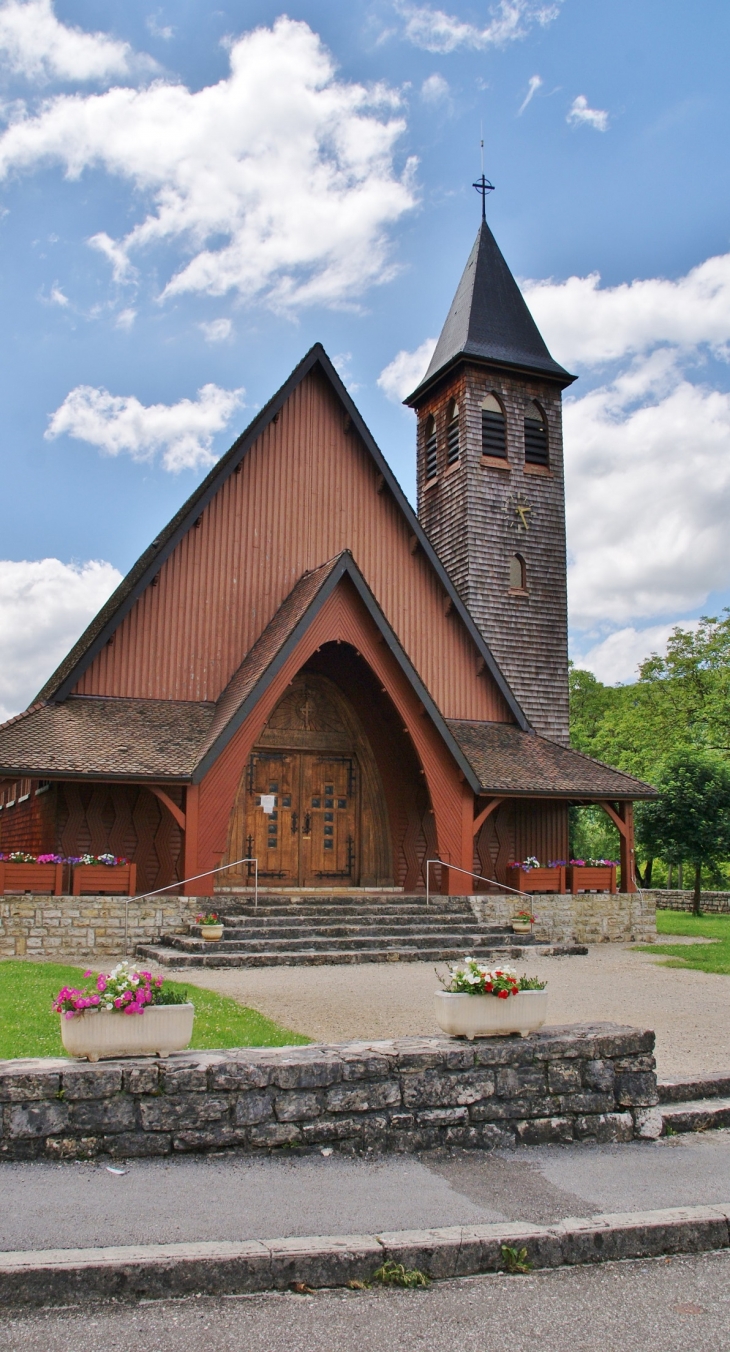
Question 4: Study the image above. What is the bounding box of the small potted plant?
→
[511,909,535,934]
[435,957,547,1039]
[53,962,194,1061]
[195,910,224,942]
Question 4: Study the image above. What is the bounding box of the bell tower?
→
[405,179,576,745]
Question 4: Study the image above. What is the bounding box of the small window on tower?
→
[481,394,507,458]
[524,401,548,466]
[424,414,438,481]
[509,554,527,591]
[446,401,460,465]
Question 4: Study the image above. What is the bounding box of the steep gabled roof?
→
[35,344,529,731]
[447,720,656,799]
[405,221,575,405]
[0,555,482,790]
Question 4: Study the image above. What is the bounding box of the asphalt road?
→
[3,1131,730,1252]
[2,1252,729,1352]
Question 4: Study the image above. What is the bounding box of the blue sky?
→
[0,0,729,720]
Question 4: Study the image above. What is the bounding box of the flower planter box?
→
[506,866,565,894]
[0,861,64,895]
[567,865,617,895]
[60,1003,194,1062]
[511,920,532,934]
[71,863,137,896]
[199,924,224,942]
[434,989,548,1039]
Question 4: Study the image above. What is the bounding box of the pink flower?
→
[97,975,107,992]
[84,970,92,978]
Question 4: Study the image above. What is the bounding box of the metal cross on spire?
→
[472,130,495,221]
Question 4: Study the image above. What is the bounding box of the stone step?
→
[171,932,518,955]
[659,1097,730,1135]
[207,923,520,941]
[217,904,484,920]
[658,1073,730,1103]
[136,942,554,969]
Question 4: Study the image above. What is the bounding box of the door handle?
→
[291,812,298,833]
[304,813,311,836]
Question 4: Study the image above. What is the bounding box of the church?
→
[0,207,653,898]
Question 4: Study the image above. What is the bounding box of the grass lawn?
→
[634,910,730,976]
[0,960,310,1060]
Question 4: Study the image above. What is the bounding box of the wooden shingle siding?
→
[75,371,510,726]
[417,363,570,744]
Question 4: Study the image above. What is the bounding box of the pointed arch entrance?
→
[226,673,393,887]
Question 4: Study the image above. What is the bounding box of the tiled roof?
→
[446,720,656,798]
[0,697,214,779]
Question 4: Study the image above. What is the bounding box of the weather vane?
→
[473,129,495,221]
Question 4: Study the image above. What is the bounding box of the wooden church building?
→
[0,212,653,897]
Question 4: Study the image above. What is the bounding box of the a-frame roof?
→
[405,221,575,405]
[0,551,655,799]
[35,343,529,731]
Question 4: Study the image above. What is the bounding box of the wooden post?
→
[441,783,476,895]
[620,801,636,893]
[182,784,202,896]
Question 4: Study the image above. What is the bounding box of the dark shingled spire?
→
[405,220,575,403]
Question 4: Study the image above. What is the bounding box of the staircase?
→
[136,892,582,969]
[657,1073,730,1135]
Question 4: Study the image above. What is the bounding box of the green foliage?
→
[0,960,309,1059]
[568,805,620,864]
[635,910,730,975]
[637,750,730,911]
[501,1245,532,1274]
[371,1261,430,1289]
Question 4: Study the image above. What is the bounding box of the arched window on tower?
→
[424,414,437,481]
[509,553,527,591]
[481,393,507,459]
[524,401,548,466]
[446,400,460,466]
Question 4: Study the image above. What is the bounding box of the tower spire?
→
[472,130,494,222]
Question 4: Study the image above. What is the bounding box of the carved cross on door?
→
[298,694,316,730]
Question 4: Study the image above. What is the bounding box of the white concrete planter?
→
[200,925,224,942]
[511,921,532,934]
[435,989,548,1040]
[60,1004,195,1062]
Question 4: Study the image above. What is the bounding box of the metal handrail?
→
[424,858,533,909]
[124,856,258,955]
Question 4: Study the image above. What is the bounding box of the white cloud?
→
[518,74,542,114]
[567,94,608,132]
[146,13,174,41]
[397,1,562,53]
[523,252,730,368]
[48,281,67,305]
[0,558,122,722]
[200,317,232,343]
[565,352,730,628]
[572,621,701,686]
[115,307,136,330]
[45,382,244,472]
[88,232,136,285]
[0,0,145,83]
[377,336,437,401]
[421,72,449,103]
[0,17,416,310]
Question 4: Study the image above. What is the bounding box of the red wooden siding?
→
[75,371,510,724]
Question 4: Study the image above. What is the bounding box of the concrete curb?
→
[2,1205,729,1306]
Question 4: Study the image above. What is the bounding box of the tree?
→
[635,750,730,913]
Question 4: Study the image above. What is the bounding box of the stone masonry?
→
[0,1026,659,1161]
[652,891,730,914]
[468,890,656,945]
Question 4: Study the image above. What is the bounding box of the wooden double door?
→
[245,750,356,885]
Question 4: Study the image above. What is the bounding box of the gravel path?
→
[164,941,730,1079]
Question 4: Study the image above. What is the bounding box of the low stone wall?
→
[0,893,204,961]
[0,1026,659,1161]
[652,891,730,915]
[468,891,656,944]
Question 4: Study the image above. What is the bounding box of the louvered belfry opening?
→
[424,414,438,480]
[481,393,507,458]
[524,400,549,466]
[446,400,460,465]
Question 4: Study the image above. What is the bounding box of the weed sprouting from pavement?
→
[501,1245,532,1274]
[372,1261,430,1289]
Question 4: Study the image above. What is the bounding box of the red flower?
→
[497,990,509,999]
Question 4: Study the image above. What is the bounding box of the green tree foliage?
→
[569,611,730,883]
[635,751,730,913]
